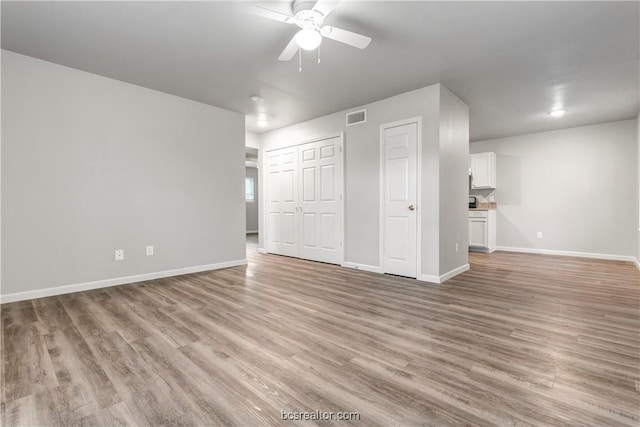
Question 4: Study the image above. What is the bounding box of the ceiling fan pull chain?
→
[299,48,302,72]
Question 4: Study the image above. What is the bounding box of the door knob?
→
[408,204,415,211]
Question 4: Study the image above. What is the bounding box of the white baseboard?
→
[246,230,258,234]
[495,246,638,263]
[0,259,247,304]
[440,263,471,282]
[341,262,383,274]
[257,248,268,254]
[420,263,470,284]
[634,258,640,271]
[420,273,440,283]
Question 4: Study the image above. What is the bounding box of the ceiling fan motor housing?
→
[293,0,326,30]
[292,0,317,16]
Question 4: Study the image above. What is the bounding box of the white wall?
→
[470,119,638,259]
[637,114,640,266]
[439,86,470,273]
[245,132,260,149]
[1,50,246,300]
[258,84,469,280]
[245,166,259,233]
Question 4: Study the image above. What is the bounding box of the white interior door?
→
[299,137,342,264]
[266,146,299,257]
[382,122,418,278]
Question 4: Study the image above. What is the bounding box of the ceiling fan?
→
[246,0,372,61]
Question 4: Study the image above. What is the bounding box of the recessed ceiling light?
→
[257,119,269,127]
[250,95,262,103]
[549,109,567,118]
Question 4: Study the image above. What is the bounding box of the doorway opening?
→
[246,147,259,253]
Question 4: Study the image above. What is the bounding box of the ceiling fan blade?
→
[278,35,299,61]
[321,26,371,49]
[244,4,296,24]
[312,0,340,18]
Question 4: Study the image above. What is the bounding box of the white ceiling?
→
[2,1,638,141]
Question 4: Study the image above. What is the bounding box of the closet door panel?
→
[265,146,299,257]
[299,137,342,264]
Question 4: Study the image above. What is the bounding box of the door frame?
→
[262,132,345,264]
[379,117,422,279]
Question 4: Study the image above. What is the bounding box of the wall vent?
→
[346,109,367,126]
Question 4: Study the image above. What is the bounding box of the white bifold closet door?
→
[266,136,342,264]
[266,146,299,257]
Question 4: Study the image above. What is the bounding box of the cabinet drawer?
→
[468,210,488,218]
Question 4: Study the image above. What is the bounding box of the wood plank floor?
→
[2,235,639,426]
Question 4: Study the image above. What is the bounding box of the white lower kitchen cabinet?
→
[469,210,496,253]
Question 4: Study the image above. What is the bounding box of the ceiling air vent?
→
[346,109,367,126]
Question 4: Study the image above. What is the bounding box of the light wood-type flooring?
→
[2,234,639,426]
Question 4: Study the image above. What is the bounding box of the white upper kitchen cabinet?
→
[470,152,496,189]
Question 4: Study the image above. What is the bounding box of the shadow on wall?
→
[495,154,521,205]
[496,209,533,248]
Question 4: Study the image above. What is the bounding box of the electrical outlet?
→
[115,249,124,261]
[455,243,459,252]
[536,232,543,239]
[146,245,154,256]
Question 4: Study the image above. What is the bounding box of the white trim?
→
[246,230,259,234]
[341,262,384,274]
[634,258,640,270]
[0,259,247,304]
[379,117,422,279]
[420,273,440,283]
[257,248,268,254]
[440,263,470,282]
[420,263,470,284]
[496,246,638,263]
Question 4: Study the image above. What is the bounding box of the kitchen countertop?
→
[469,202,497,211]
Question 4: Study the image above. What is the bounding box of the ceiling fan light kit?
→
[247,0,371,68]
[296,28,322,51]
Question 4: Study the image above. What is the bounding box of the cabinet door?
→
[470,152,496,189]
[469,218,488,247]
